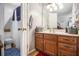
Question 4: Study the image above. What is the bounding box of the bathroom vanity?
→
[35,32,79,56]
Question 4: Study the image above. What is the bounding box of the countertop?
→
[35,31,79,37]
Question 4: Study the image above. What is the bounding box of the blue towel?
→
[4,48,20,56]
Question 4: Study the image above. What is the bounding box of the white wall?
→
[4,4,22,49]
[0,4,4,33]
[0,3,21,56]
[4,19,12,39]
[4,3,21,26]
[4,6,13,26]
[28,3,43,27]
[0,4,4,56]
[27,3,57,53]
[12,10,20,49]
[28,3,43,52]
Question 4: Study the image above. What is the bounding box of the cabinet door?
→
[77,38,79,56]
[58,36,77,56]
[58,43,77,52]
[44,39,57,55]
[35,38,43,51]
[58,49,76,56]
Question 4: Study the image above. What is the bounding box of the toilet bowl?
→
[4,38,14,49]
[4,38,13,44]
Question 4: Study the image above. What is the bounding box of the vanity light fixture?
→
[49,8,53,12]
[58,3,64,10]
[47,3,64,12]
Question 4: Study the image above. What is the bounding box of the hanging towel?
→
[29,15,33,29]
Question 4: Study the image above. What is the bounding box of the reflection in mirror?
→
[42,3,73,29]
[57,3,73,29]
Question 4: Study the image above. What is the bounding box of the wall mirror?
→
[42,3,73,29]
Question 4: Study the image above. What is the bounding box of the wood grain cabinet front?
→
[58,43,77,56]
[44,34,57,55]
[35,33,44,51]
[58,36,78,56]
[35,38,44,51]
[35,33,79,56]
[44,39,57,55]
[58,36,77,45]
[58,49,76,56]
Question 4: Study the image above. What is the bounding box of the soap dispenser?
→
[74,26,78,34]
[66,27,68,33]
[72,25,78,34]
[66,26,68,33]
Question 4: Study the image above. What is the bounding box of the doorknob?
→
[18,28,27,31]
[23,28,27,31]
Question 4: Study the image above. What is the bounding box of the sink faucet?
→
[49,28,54,32]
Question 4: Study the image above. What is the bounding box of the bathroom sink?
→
[54,32,68,34]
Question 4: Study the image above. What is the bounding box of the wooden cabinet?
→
[35,33,57,55]
[35,33,44,51]
[35,38,43,51]
[44,34,57,55]
[0,40,3,56]
[58,36,77,56]
[44,39,57,55]
[78,39,79,55]
[35,33,79,56]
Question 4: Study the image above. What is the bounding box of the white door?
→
[21,3,28,56]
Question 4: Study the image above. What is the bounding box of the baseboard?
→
[28,49,36,55]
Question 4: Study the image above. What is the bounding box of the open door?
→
[20,3,28,56]
[4,3,21,56]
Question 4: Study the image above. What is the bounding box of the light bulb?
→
[58,3,64,9]
[51,3,56,7]
[54,6,57,11]
[47,5,51,9]
[49,8,53,12]
[46,3,64,12]
[51,3,57,11]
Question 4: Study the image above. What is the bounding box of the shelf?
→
[4,29,11,32]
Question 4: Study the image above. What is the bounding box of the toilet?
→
[4,38,14,49]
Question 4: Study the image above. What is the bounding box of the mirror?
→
[42,3,73,29]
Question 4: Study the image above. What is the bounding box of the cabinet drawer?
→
[58,49,76,56]
[58,36,77,44]
[58,43,77,52]
[44,34,57,41]
[35,33,43,38]
[44,40,57,55]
